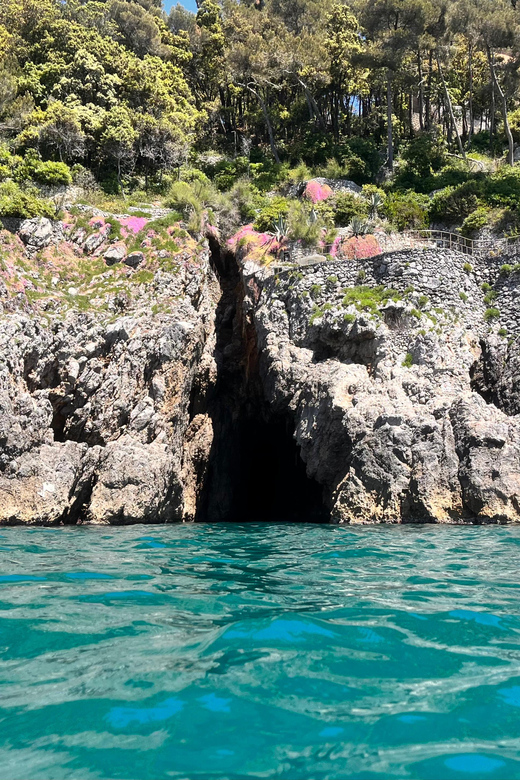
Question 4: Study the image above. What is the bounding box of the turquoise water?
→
[1,524,520,779]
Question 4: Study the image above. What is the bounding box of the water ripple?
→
[0,523,520,778]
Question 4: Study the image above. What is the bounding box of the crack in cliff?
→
[197,240,329,523]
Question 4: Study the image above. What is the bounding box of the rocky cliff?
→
[1,214,520,524]
[0,215,218,524]
[249,249,520,524]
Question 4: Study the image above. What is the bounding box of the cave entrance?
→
[197,240,329,523]
[198,409,329,523]
[234,413,328,523]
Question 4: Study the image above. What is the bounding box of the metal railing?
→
[403,230,475,256]
[270,229,520,272]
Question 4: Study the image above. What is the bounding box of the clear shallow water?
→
[1,524,520,779]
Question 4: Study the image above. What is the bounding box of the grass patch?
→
[130,270,154,285]
[341,285,401,315]
[484,307,500,321]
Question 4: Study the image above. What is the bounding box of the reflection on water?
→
[0,523,520,778]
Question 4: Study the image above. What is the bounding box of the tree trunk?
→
[425,50,433,130]
[468,40,474,142]
[387,71,394,171]
[418,48,424,131]
[437,52,465,158]
[487,46,514,165]
[243,83,281,164]
[296,76,326,131]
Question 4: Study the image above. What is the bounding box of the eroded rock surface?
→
[250,250,520,523]
[0,237,218,524]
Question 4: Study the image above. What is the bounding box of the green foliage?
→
[382,192,429,231]
[402,352,413,368]
[484,307,500,321]
[428,182,480,225]
[0,181,54,218]
[401,133,447,179]
[253,197,289,232]
[459,291,468,302]
[287,201,322,246]
[342,285,400,315]
[334,193,367,226]
[500,264,513,276]
[463,263,473,274]
[461,207,489,236]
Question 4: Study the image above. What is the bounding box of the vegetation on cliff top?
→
[2,0,520,245]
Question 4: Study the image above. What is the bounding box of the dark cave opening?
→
[197,239,329,523]
[236,414,329,523]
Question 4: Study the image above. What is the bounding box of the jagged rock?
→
[71,227,87,246]
[0,248,219,525]
[124,251,144,269]
[250,249,520,524]
[104,244,126,265]
[18,217,54,251]
[84,225,110,254]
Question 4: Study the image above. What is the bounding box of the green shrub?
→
[344,313,356,323]
[428,181,480,224]
[484,307,500,321]
[382,192,429,231]
[499,327,508,337]
[342,137,381,183]
[402,352,413,367]
[0,181,55,218]
[165,181,200,217]
[342,285,400,315]
[459,291,468,302]
[418,295,429,308]
[481,282,492,292]
[483,167,520,209]
[287,201,322,246]
[401,132,447,179]
[463,262,473,274]
[334,192,367,226]
[254,197,290,232]
[461,206,489,236]
[500,264,513,276]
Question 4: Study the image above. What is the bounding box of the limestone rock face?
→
[0,251,218,525]
[251,250,520,524]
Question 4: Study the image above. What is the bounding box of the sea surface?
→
[1,524,520,779]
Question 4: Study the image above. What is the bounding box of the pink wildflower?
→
[119,217,149,235]
[304,180,333,204]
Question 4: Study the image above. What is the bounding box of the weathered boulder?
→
[124,251,145,269]
[84,225,110,254]
[104,244,126,265]
[18,217,54,251]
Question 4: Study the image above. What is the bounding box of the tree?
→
[99,105,136,192]
[39,102,86,162]
[358,0,435,170]
[325,5,367,139]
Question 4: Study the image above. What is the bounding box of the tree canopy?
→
[1,0,520,194]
